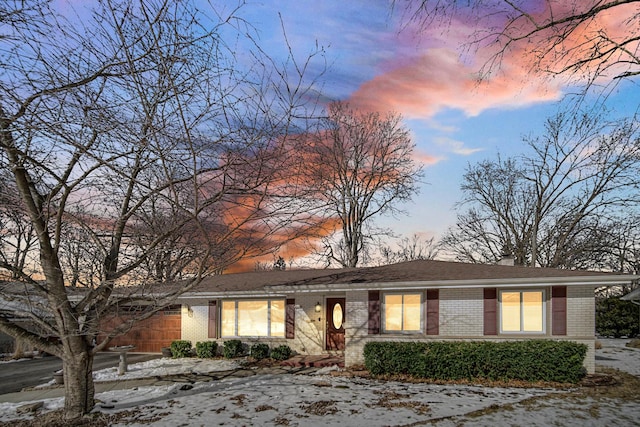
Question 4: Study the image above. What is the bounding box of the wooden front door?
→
[326,298,345,351]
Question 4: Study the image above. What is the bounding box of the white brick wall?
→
[440,288,484,336]
[179,295,325,356]
[179,285,597,373]
[289,294,324,355]
[567,285,595,337]
[181,299,209,345]
[339,287,596,373]
[345,290,368,367]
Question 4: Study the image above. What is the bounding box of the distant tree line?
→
[439,110,640,273]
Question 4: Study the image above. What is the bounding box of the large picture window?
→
[500,290,544,333]
[221,300,285,337]
[383,293,422,332]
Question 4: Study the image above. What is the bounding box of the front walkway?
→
[280,354,345,368]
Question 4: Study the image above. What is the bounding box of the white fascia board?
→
[178,290,288,300]
[177,275,639,298]
[265,275,639,293]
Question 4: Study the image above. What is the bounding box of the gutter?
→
[266,275,639,294]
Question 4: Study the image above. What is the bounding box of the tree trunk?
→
[62,341,95,421]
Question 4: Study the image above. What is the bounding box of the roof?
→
[183,260,638,298]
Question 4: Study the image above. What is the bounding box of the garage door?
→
[101,305,182,353]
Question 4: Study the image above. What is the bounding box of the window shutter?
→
[286,299,295,339]
[368,291,380,334]
[426,289,439,335]
[208,300,217,338]
[483,288,498,335]
[551,286,567,336]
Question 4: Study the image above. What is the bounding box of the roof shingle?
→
[190,260,633,294]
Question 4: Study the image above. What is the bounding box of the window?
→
[221,300,285,337]
[500,290,544,333]
[383,293,422,332]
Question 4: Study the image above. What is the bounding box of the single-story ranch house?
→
[109,259,639,373]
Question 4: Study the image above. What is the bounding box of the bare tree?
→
[400,0,640,91]
[0,175,38,280]
[304,102,423,267]
[441,111,640,268]
[0,0,323,420]
[378,234,439,265]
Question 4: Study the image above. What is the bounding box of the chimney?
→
[498,245,514,266]
[498,254,515,266]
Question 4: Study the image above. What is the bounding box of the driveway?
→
[0,352,161,394]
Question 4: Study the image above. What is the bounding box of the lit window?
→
[383,293,422,332]
[500,290,544,333]
[270,300,285,337]
[221,301,235,337]
[221,300,285,337]
[237,301,268,336]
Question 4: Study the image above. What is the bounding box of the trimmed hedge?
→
[170,340,192,358]
[363,340,587,383]
[195,341,218,358]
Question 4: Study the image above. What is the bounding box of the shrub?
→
[363,341,428,376]
[170,340,192,358]
[364,340,587,383]
[223,340,244,359]
[270,345,292,361]
[250,343,270,360]
[596,297,639,338]
[195,341,218,358]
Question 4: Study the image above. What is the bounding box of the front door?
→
[326,298,345,351]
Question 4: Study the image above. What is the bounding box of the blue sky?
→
[47,0,638,267]
[231,1,638,244]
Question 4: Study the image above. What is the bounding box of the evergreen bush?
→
[170,340,192,358]
[270,344,292,361]
[195,341,217,358]
[364,340,587,383]
[250,343,270,360]
[223,340,244,358]
[596,297,639,338]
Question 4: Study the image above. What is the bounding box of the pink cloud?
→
[413,149,443,166]
[348,47,562,120]
[347,0,640,121]
[523,1,640,82]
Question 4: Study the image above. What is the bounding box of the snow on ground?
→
[0,339,639,426]
[104,374,565,426]
[594,338,640,376]
[33,357,240,388]
[92,357,240,382]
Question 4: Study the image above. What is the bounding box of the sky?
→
[45,0,638,269]
[228,0,639,250]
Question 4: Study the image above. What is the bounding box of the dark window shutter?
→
[426,289,439,335]
[368,291,380,334]
[484,288,498,335]
[286,299,295,339]
[208,300,217,339]
[552,286,567,336]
